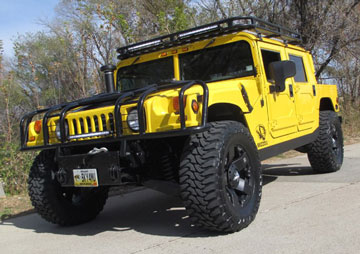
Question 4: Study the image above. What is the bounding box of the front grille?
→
[69,113,115,138]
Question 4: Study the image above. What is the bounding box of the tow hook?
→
[56,168,67,184]
[88,147,108,155]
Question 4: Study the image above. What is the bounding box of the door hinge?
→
[312,85,316,96]
[289,84,294,97]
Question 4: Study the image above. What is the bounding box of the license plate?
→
[73,169,99,187]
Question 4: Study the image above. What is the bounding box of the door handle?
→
[289,84,294,97]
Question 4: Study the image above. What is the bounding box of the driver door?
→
[258,42,298,138]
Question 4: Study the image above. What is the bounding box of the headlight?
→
[55,122,69,140]
[127,109,139,132]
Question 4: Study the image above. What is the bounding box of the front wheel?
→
[179,121,262,232]
[28,150,109,226]
[307,111,344,173]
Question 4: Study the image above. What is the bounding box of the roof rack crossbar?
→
[116,16,301,60]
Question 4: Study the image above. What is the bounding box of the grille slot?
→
[86,117,92,133]
[72,119,78,134]
[109,113,114,130]
[79,118,85,134]
[101,114,107,131]
[94,116,99,132]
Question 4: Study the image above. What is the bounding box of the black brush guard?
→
[20,80,209,151]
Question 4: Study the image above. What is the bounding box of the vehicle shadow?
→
[3,163,313,238]
[2,189,221,238]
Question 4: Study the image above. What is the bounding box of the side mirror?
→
[268,61,296,93]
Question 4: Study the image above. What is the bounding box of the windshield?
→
[117,57,174,91]
[179,41,254,82]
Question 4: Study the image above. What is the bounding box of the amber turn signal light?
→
[34,120,42,134]
[191,100,199,113]
[173,96,187,112]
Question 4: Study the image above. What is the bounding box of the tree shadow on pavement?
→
[2,188,221,238]
[3,164,314,238]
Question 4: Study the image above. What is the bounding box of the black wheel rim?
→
[225,144,254,210]
[330,123,341,161]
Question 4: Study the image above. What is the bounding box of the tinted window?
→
[117,57,174,91]
[289,55,307,82]
[261,50,281,81]
[179,41,255,82]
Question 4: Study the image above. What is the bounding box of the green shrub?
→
[0,141,37,195]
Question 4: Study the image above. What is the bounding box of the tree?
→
[195,0,360,79]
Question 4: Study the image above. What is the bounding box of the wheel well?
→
[319,98,335,111]
[208,103,248,128]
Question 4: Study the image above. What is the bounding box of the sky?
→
[0,0,59,57]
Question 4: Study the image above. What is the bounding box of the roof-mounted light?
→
[178,25,218,38]
[128,40,162,52]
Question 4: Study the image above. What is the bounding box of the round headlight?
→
[127,109,139,132]
[55,122,69,140]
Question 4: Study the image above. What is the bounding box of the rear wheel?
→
[179,121,262,232]
[28,150,109,226]
[307,111,344,173]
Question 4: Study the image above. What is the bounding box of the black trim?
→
[240,84,253,113]
[116,16,301,60]
[258,129,319,161]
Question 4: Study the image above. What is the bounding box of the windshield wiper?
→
[131,56,140,66]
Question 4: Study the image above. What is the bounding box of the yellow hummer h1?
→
[21,17,343,232]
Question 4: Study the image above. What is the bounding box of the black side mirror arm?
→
[268,60,296,93]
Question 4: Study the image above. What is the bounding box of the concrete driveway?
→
[1,143,359,254]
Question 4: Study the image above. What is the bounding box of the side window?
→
[289,55,307,82]
[261,50,281,81]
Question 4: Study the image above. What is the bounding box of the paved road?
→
[1,144,360,254]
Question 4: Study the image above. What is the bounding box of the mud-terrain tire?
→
[179,121,262,232]
[307,111,344,173]
[28,150,109,226]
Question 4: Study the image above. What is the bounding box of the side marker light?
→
[34,120,42,134]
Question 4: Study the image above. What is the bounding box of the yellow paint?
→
[26,31,339,152]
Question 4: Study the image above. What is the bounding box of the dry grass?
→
[0,194,33,221]
[341,104,360,145]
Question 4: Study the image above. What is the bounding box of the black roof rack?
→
[116,16,302,60]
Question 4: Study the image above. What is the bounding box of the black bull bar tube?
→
[20,80,209,151]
